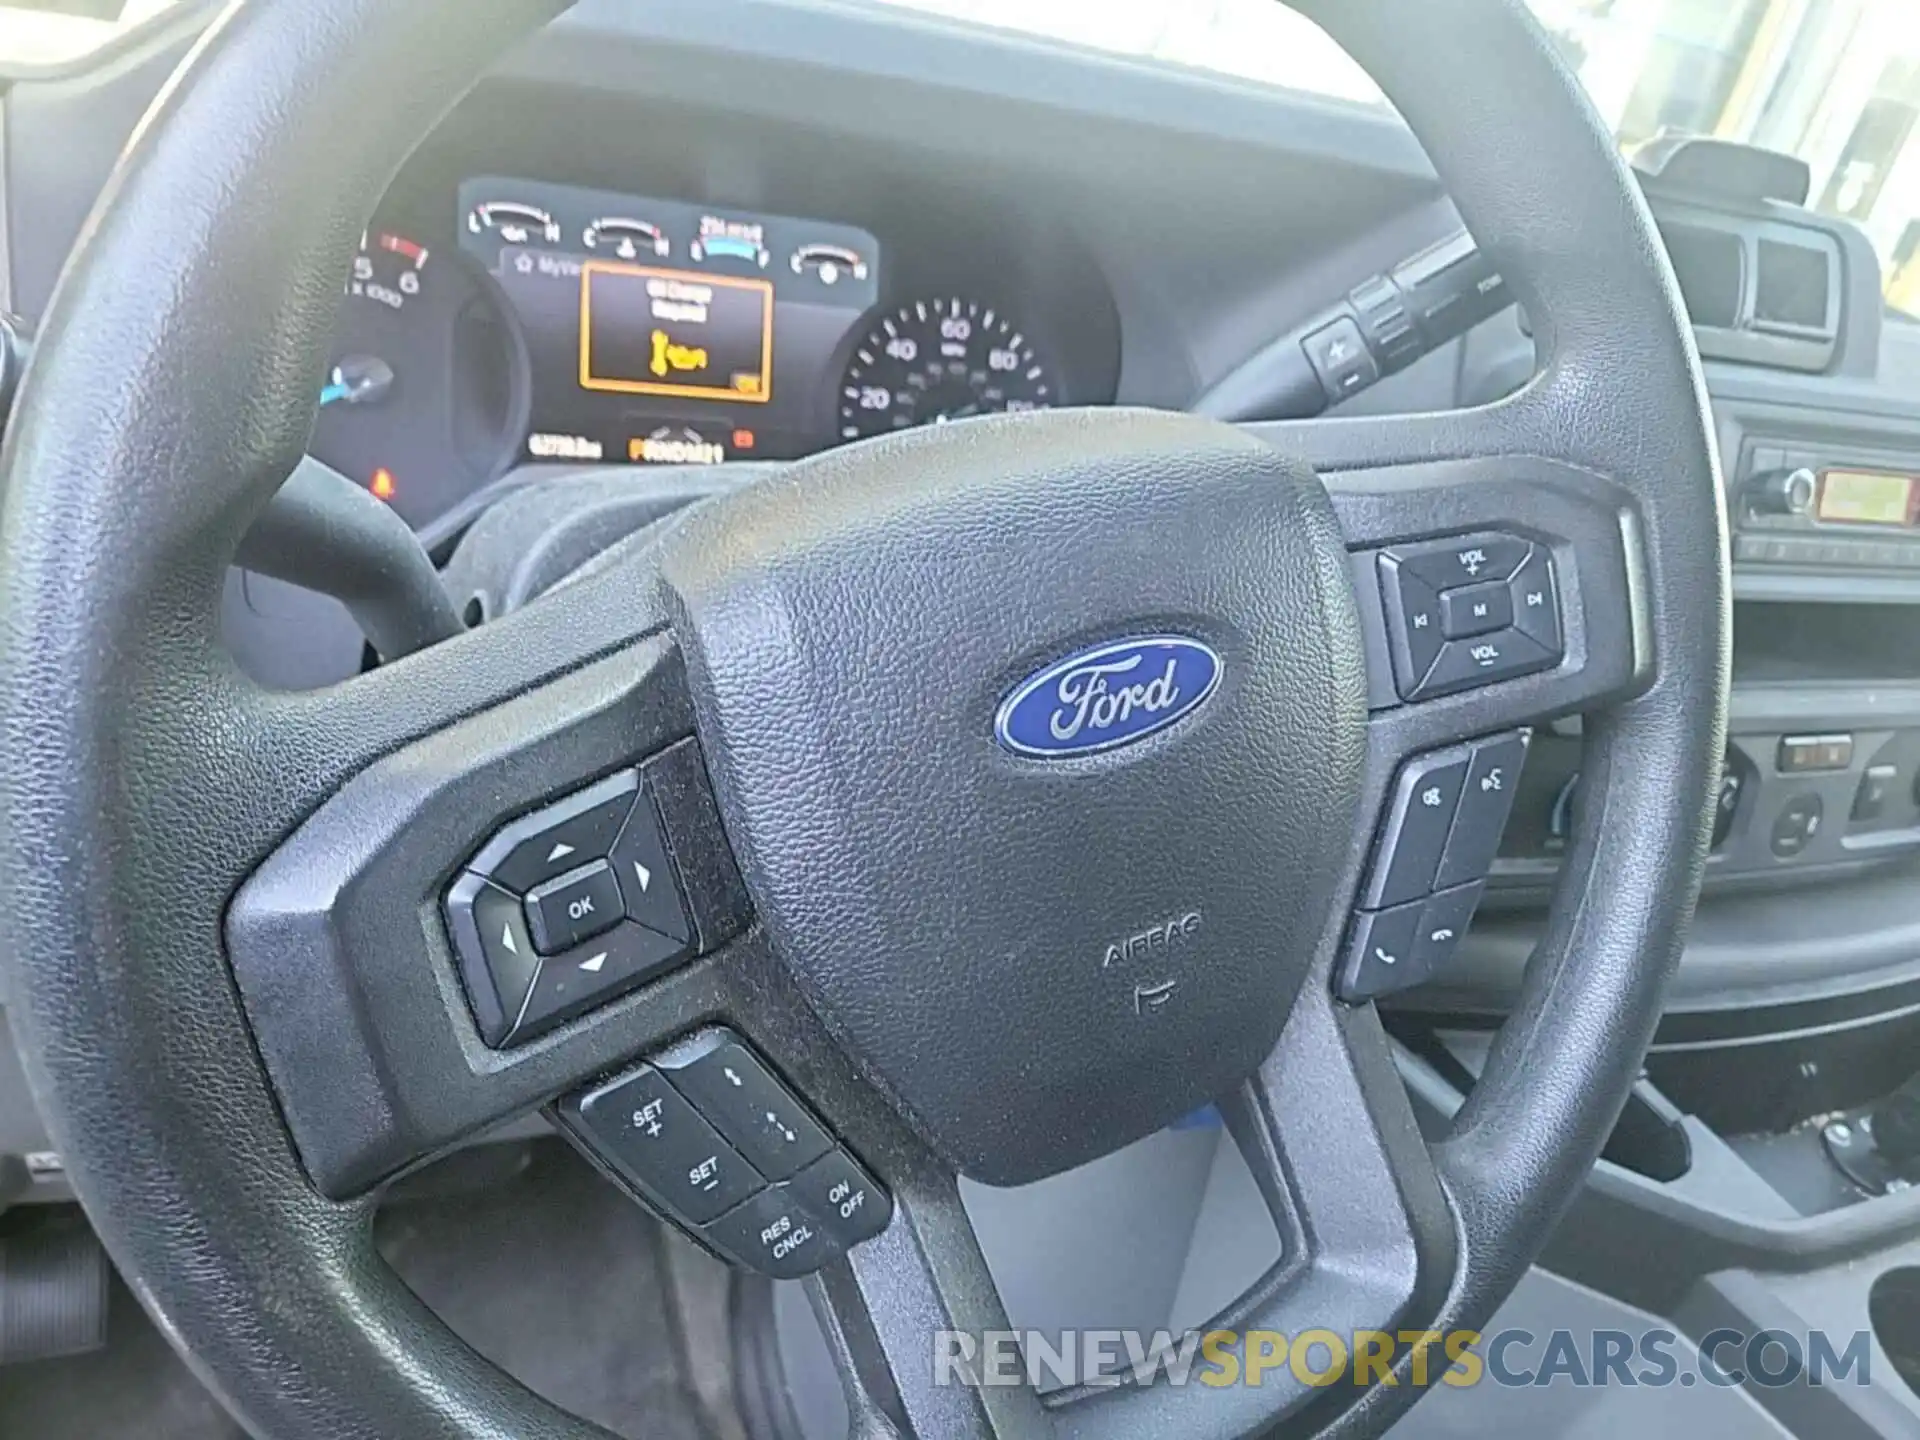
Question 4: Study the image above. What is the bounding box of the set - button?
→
[559,1028,892,1279]
[1378,533,1563,702]
[1339,732,1528,1001]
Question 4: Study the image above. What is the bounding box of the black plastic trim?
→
[225,638,744,1197]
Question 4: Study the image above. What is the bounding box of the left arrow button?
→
[443,872,540,1048]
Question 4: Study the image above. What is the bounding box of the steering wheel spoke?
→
[792,980,1461,1440]
[222,547,764,1197]
[804,1143,1047,1440]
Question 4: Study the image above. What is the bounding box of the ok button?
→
[525,860,625,955]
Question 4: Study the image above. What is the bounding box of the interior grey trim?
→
[0,101,11,317]
[1429,865,1920,1015]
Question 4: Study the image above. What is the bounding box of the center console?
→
[1482,414,1920,903]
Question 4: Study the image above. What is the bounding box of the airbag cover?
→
[659,408,1366,1183]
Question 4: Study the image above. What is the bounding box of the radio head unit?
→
[1736,439,1920,571]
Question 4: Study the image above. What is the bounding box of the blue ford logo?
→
[995,636,1222,758]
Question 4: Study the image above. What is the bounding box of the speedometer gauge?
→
[838,297,1053,441]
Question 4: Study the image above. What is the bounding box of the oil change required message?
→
[579,261,774,403]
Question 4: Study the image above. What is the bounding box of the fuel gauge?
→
[466,200,561,247]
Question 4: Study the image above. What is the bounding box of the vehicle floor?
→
[0,1131,1810,1440]
[0,1140,716,1439]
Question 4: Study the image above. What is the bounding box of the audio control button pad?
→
[1379,533,1563,701]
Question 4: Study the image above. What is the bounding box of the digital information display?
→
[579,263,773,403]
[1818,469,1916,527]
[459,177,878,468]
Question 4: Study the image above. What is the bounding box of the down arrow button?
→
[611,784,692,944]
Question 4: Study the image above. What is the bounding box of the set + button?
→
[567,1066,761,1224]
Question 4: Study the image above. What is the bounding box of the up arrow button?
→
[611,786,690,944]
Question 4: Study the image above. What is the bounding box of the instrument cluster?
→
[310,175,1095,528]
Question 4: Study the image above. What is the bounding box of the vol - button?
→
[1417,629,1556,698]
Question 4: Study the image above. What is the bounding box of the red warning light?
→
[370,468,397,502]
[731,428,756,451]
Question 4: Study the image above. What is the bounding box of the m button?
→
[1440,581,1512,639]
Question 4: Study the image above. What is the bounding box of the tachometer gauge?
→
[348,230,428,312]
[838,296,1054,441]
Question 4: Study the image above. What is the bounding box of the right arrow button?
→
[1507,545,1563,658]
[611,784,692,944]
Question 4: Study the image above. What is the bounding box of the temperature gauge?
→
[584,217,670,261]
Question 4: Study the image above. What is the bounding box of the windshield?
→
[7,0,1919,314]
[868,0,1920,320]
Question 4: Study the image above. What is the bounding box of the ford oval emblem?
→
[995,636,1222,759]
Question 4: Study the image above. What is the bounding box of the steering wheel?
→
[0,0,1727,1435]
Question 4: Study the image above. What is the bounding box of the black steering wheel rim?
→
[0,0,1728,1437]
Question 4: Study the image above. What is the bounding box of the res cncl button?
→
[444,768,698,1048]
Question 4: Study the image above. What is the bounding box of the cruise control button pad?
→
[558,1028,892,1279]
